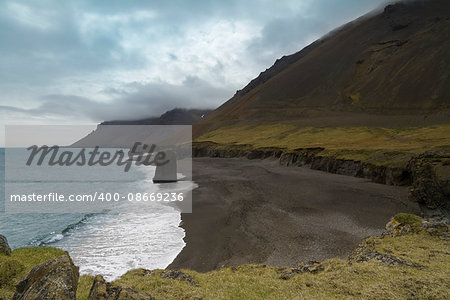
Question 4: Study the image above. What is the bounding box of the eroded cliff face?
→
[193,142,410,185]
[192,141,450,217]
[408,152,450,219]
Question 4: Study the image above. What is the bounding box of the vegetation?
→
[77,275,95,300]
[0,247,67,298]
[1,215,448,299]
[107,224,448,299]
[196,124,450,167]
[393,213,424,233]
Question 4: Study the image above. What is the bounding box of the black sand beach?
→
[169,157,420,272]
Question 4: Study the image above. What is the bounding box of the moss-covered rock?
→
[161,270,197,286]
[278,261,324,280]
[383,213,424,237]
[0,235,11,256]
[88,275,154,300]
[13,255,79,300]
[408,153,450,218]
[0,246,67,299]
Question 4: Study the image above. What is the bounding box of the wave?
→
[37,213,96,246]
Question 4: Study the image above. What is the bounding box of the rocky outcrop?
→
[88,275,154,300]
[0,235,11,256]
[278,214,446,281]
[422,219,449,238]
[350,214,448,268]
[352,250,425,268]
[13,255,79,300]
[281,151,410,186]
[382,213,424,237]
[278,261,324,280]
[384,213,448,238]
[408,152,450,219]
[161,270,197,286]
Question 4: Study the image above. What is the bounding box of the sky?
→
[0,0,391,130]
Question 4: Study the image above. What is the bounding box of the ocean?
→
[0,148,192,280]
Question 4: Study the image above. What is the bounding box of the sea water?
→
[0,148,191,280]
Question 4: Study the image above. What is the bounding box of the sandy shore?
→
[168,158,420,272]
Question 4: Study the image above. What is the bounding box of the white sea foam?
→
[55,163,193,280]
[54,208,185,280]
[51,164,191,280]
[2,150,192,280]
[43,233,65,244]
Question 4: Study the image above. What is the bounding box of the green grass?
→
[108,223,449,300]
[196,124,450,167]
[1,216,448,299]
[0,247,67,298]
[393,213,424,232]
[76,275,95,300]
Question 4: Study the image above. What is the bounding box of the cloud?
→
[1,76,231,122]
[247,0,390,66]
[0,0,389,124]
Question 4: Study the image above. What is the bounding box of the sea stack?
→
[153,150,178,183]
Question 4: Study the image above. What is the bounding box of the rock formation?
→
[161,270,197,286]
[13,255,79,300]
[88,275,154,300]
[0,235,11,256]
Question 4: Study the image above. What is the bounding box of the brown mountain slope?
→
[195,0,450,137]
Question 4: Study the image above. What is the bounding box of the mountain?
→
[101,108,212,125]
[194,0,450,137]
[71,108,210,147]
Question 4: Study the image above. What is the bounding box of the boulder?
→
[348,238,424,268]
[161,270,197,286]
[13,255,79,300]
[422,219,449,238]
[278,261,324,280]
[353,250,424,268]
[88,275,154,300]
[0,235,11,256]
[383,213,423,237]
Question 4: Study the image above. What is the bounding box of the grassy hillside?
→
[196,124,450,167]
[82,214,449,300]
[2,216,448,299]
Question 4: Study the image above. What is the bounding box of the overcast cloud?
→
[0,0,390,126]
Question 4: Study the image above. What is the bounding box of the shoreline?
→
[168,157,420,272]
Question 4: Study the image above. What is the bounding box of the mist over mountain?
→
[71,108,210,147]
[195,0,450,137]
[100,108,212,126]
